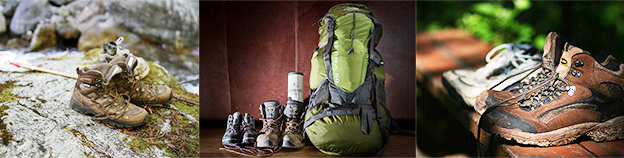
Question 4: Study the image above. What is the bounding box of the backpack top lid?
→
[328,3,373,18]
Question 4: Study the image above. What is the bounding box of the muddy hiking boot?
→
[282,100,305,148]
[241,113,257,145]
[222,112,242,145]
[479,39,624,146]
[108,55,172,106]
[70,63,149,128]
[257,100,284,148]
[98,37,150,79]
[475,32,570,114]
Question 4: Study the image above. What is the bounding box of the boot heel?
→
[590,116,624,142]
[70,98,98,116]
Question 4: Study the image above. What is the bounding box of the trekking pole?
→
[9,62,78,79]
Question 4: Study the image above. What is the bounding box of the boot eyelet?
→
[572,70,581,77]
[574,61,584,67]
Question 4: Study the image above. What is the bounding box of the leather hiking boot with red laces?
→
[475,32,570,114]
[241,113,257,145]
[257,100,284,148]
[70,63,149,128]
[480,42,624,146]
[109,55,172,106]
[222,112,242,145]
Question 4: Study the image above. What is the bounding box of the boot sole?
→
[281,140,305,148]
[490,116,624,146]
[130,92,173,106]
[222,139,239,145]
[256,140,281,148]
[70,98,148,128]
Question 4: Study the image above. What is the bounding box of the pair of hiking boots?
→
[221,100,305,148]
[70,50,172,128]
[256,100,306,149]
[222,112,257,145]
[475,32,624,146]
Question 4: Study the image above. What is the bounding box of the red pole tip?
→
[9,62,20,67]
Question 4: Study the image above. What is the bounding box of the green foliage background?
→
[418,0,624,60]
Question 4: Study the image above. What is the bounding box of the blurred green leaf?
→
[514,0,532,11]
[457,1,536,46]
[533,34,546,49]
[473,3,497,16]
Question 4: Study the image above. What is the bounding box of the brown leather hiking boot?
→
[257,100,284,148]
[70,63,149,128]
[475,32,569,114]
[480,43,624,146]
[108,55,172,106]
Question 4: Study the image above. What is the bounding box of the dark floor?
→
[199,121,415,157]
[417,79,478,157]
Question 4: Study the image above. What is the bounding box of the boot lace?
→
[284,120,303,134]
[225,119,238,136]
[473,43,541,80]
[220,143,277,157]
[509,68,554,93]
[125,70,160,107]
[259,115,282,134]
[241,122,255,133]
[92,82,130,121]
[516,76,569,110]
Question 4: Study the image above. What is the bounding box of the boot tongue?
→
[284,100,302,121]
[104,65,124,84]
[125,55,139,71]
[543,32,571,71]
[555,43,589,79]
[242,113,254,125]
[261,100,281,119]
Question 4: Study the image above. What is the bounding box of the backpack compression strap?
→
[367,14,384,67]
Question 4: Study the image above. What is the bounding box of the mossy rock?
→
[123,60,199,157]
[0,81,16,103]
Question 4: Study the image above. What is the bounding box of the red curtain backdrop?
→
[199,1,415,121]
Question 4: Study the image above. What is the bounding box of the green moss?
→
[0,104,12,145]
[173,101,198,120]
[48,53,76,61]
[142,62,180,88]
[110,61,199,157]
[0,89,15,103]
[0,81,16,103]
[83,48,103,61]
[125,136,153,152]
[122,105,199,157]
[78,48,103,66]
[64,127,94,148]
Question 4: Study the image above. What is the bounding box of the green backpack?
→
[304,3,394,156]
